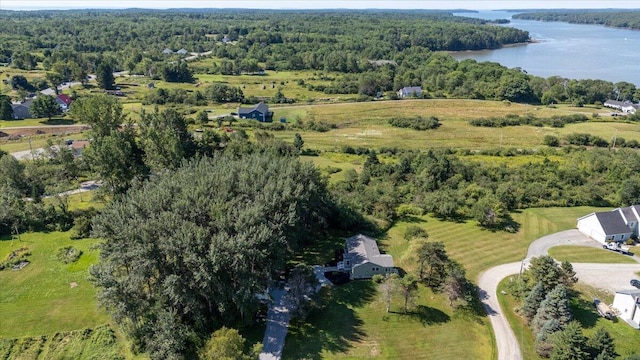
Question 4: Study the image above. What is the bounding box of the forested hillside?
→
[513,10,640,30]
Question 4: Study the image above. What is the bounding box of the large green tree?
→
[71,95,147,194]
[90,154,332,359]
[138,107,196,172]
[96,62,115,90]
[31,95,61,120]
[0,95,13,120]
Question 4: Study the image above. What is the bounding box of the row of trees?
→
[517,256,616,359]
[330,147,640,228]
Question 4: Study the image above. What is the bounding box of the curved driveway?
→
[478,229,640,360]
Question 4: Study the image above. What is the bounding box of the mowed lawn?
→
[548,246,638,264]
[0,231,108,337]
[284,206,606,359]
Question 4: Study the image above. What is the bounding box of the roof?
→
[56,94,72,105]
[345,234,394,268]
[615,289,640,297]
[618,207,637,224]
[177,48,189,54]
[239,101,271,115]
[162,48,173,54]
[594,211,632,235]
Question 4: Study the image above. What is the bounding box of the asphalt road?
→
[259,287,292,360]
[479,229,640,360]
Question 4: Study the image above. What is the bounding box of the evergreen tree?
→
[293,133,304,153]
[535,318,562,357]
[416,241,449,287]
[397,274,419,313]
[0,95,13,120]
[527,255,563,292]
[551,321,588,360]
[443,260,467,307]
[560,261,578,287]
[532,284,572,334]
[520,282,546,322]
[587,327,616,360]
[96,62,115,90]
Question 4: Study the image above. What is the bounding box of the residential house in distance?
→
[11,99,33,119]
[604,100,639,114]
[238,101,273,122]
[338,234,395,280]
[56,94,72,112]
[162,48,173,54]
[577,206,640,243]
[176,48,189,55]
[612,289,640,329]
[397,86,422,98]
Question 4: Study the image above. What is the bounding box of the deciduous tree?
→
[31,95,61,120]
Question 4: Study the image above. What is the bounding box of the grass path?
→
[548,246,637,264]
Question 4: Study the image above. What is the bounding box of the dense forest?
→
[513,10,640,30]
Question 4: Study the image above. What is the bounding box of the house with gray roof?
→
[604,100,639,114]
[339,234,395,279]
[238,101,273,122]
[577,206,640,243]
[11,99,33,119]
[612,289,640,329]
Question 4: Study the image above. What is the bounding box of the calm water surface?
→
[452,11,640,86]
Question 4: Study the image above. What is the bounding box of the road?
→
[259,287,292,360]
[479,229,640,360]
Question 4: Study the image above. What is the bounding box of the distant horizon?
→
[2,0,640,11]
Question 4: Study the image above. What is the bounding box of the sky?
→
[2,0,640,10]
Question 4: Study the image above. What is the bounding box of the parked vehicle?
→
[602,242,631,255]
[631,279,640,289]
[594,298,614,320]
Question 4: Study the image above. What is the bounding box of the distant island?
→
[513,9,640,30]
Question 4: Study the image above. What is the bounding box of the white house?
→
[577,206,640,244]
[397,86,422,98]
[612,289,640,329]
[604,100,639,114]
[339,234,395,280]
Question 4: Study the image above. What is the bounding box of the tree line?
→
[514,10,640,30]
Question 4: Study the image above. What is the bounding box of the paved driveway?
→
[260,287,292,360]
[479,228,640,360]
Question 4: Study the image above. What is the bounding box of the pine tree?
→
[520,282,546,322]
[535,318,561,357]
[532,284,572,334]
[551,321,588,360]
[587,327,616,360]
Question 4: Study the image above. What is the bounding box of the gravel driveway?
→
[479,228,640,360]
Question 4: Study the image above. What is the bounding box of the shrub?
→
[57,246,82,264]
[404,225,429,241]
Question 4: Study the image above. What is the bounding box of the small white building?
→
[577,206,640,244]
[612,289,640,329]
[339,234,395,280]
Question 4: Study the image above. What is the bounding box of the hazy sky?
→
[2,0,640,10]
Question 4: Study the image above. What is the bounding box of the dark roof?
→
[619,207,637,223]
[238,101,271,115]
[595,211,632,235]
[616,289,640,296]
[57,94,72,105]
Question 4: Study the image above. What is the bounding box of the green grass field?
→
[0,231,108,337]
[284,282,492,360]
[548,246,638,264]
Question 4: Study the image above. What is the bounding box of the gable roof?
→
[239,101,271,115]
[595,211,632,235]
[345,234,394,268]
[56,94,72,105]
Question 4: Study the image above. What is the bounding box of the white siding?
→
[577,215,606,243]
[351,262,393,280]
[613,294,637,321]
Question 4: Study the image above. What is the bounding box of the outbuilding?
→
[612,289,640,329]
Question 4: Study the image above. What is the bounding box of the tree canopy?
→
[89,154,333,359]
